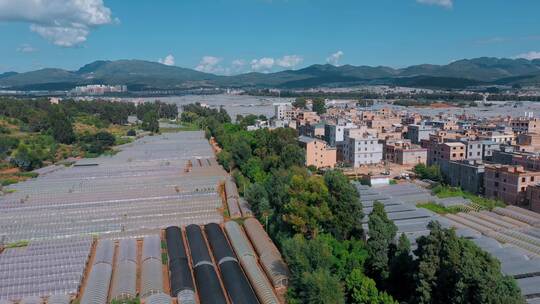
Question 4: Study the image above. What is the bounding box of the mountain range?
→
[2,57,540,91]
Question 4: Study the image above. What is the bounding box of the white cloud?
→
[416,0,453,8]
[0,0,114,47]
[276,55,303,68]
[514,51,540,60]
[326,51,344,66]
[251,57,275,72]
[232,59,246,67]
[195,56,226,74]
[16,43,38,53]
[158,54,175,66]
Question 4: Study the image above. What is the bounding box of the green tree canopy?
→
[412,221,524,304]
[141,111,159,133]
[366,201,398,286]
[49,108,75,144]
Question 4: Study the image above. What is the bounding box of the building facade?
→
[298,136,337,168]
[342,132,383,167]
[484,165,540,206]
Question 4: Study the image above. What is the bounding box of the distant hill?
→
[2,57,540,90]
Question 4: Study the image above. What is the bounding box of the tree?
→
[292,98,307,109]
[412,221,524,304]
[413,163,443,182]
[142,111,159,133]
[0,136,19,158]
[302,269,345,304]
[324,170,363,240]
[282,234,345,304]
[280,144,305,168]
[49,108,75,144]
[346,269,398,304]
[312,98,326,114]
[387,233,414,302]
[10,144,42,171]
[283,174,332,238]
[366,201,398,286]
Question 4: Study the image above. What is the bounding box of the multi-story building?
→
[274,102,292,120]
[477,131,515,145]
[296,111,320,126]
[510,117,540,134]
[298,136,337,169]
[460,140,499,161]
[406,124,435,144]
[428,142,466,166]
[342,131,383,167]
[484,165,540,206]
[324,122,357,147]
[447,160,485,194]
[525,184,540,213]
[299,122,325,138]
[384,141,427,165]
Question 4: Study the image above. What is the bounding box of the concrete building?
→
[525,184,540,213]
[324,122,357,147]
[406,124,435,144]
[478,131,515,145]
[342,131,383,167]
[447,160,485,194]
[299,122,325,138]
[298,136,337,169]
[384,141,427,166]
[461,140,500,161]
[510,117,540,134]
[428,142,466,166]
[273,102,292,120]
[484,165,540,206]
[296,111,320,126]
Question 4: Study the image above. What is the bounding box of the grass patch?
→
[432,184,505,211]
[5,240,29,248]
[416,202,461,215]
[161,252,168,265]
[1,178,18,186]
[110,298,140,304]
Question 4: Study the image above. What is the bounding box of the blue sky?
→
[1,0,540,74]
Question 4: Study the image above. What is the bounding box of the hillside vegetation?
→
[0,98,177,187]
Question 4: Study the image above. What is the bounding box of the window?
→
[521,187,526,192]
[495,182,499,187]
[477,152,481,156]
[452,153,456,157]
[522,177,526,182]
[532,177,536,182]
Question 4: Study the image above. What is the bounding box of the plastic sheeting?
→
[205,223,259,304]
[141,258,164,298]
[146,292,172,304]
[80,263,112,304]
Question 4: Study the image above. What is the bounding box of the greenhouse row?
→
[0,132,228,243]
[0,237,92,302]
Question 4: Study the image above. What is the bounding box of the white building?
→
[342,130,383,167]
[274,102,292,120]
[324,122,357,147]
